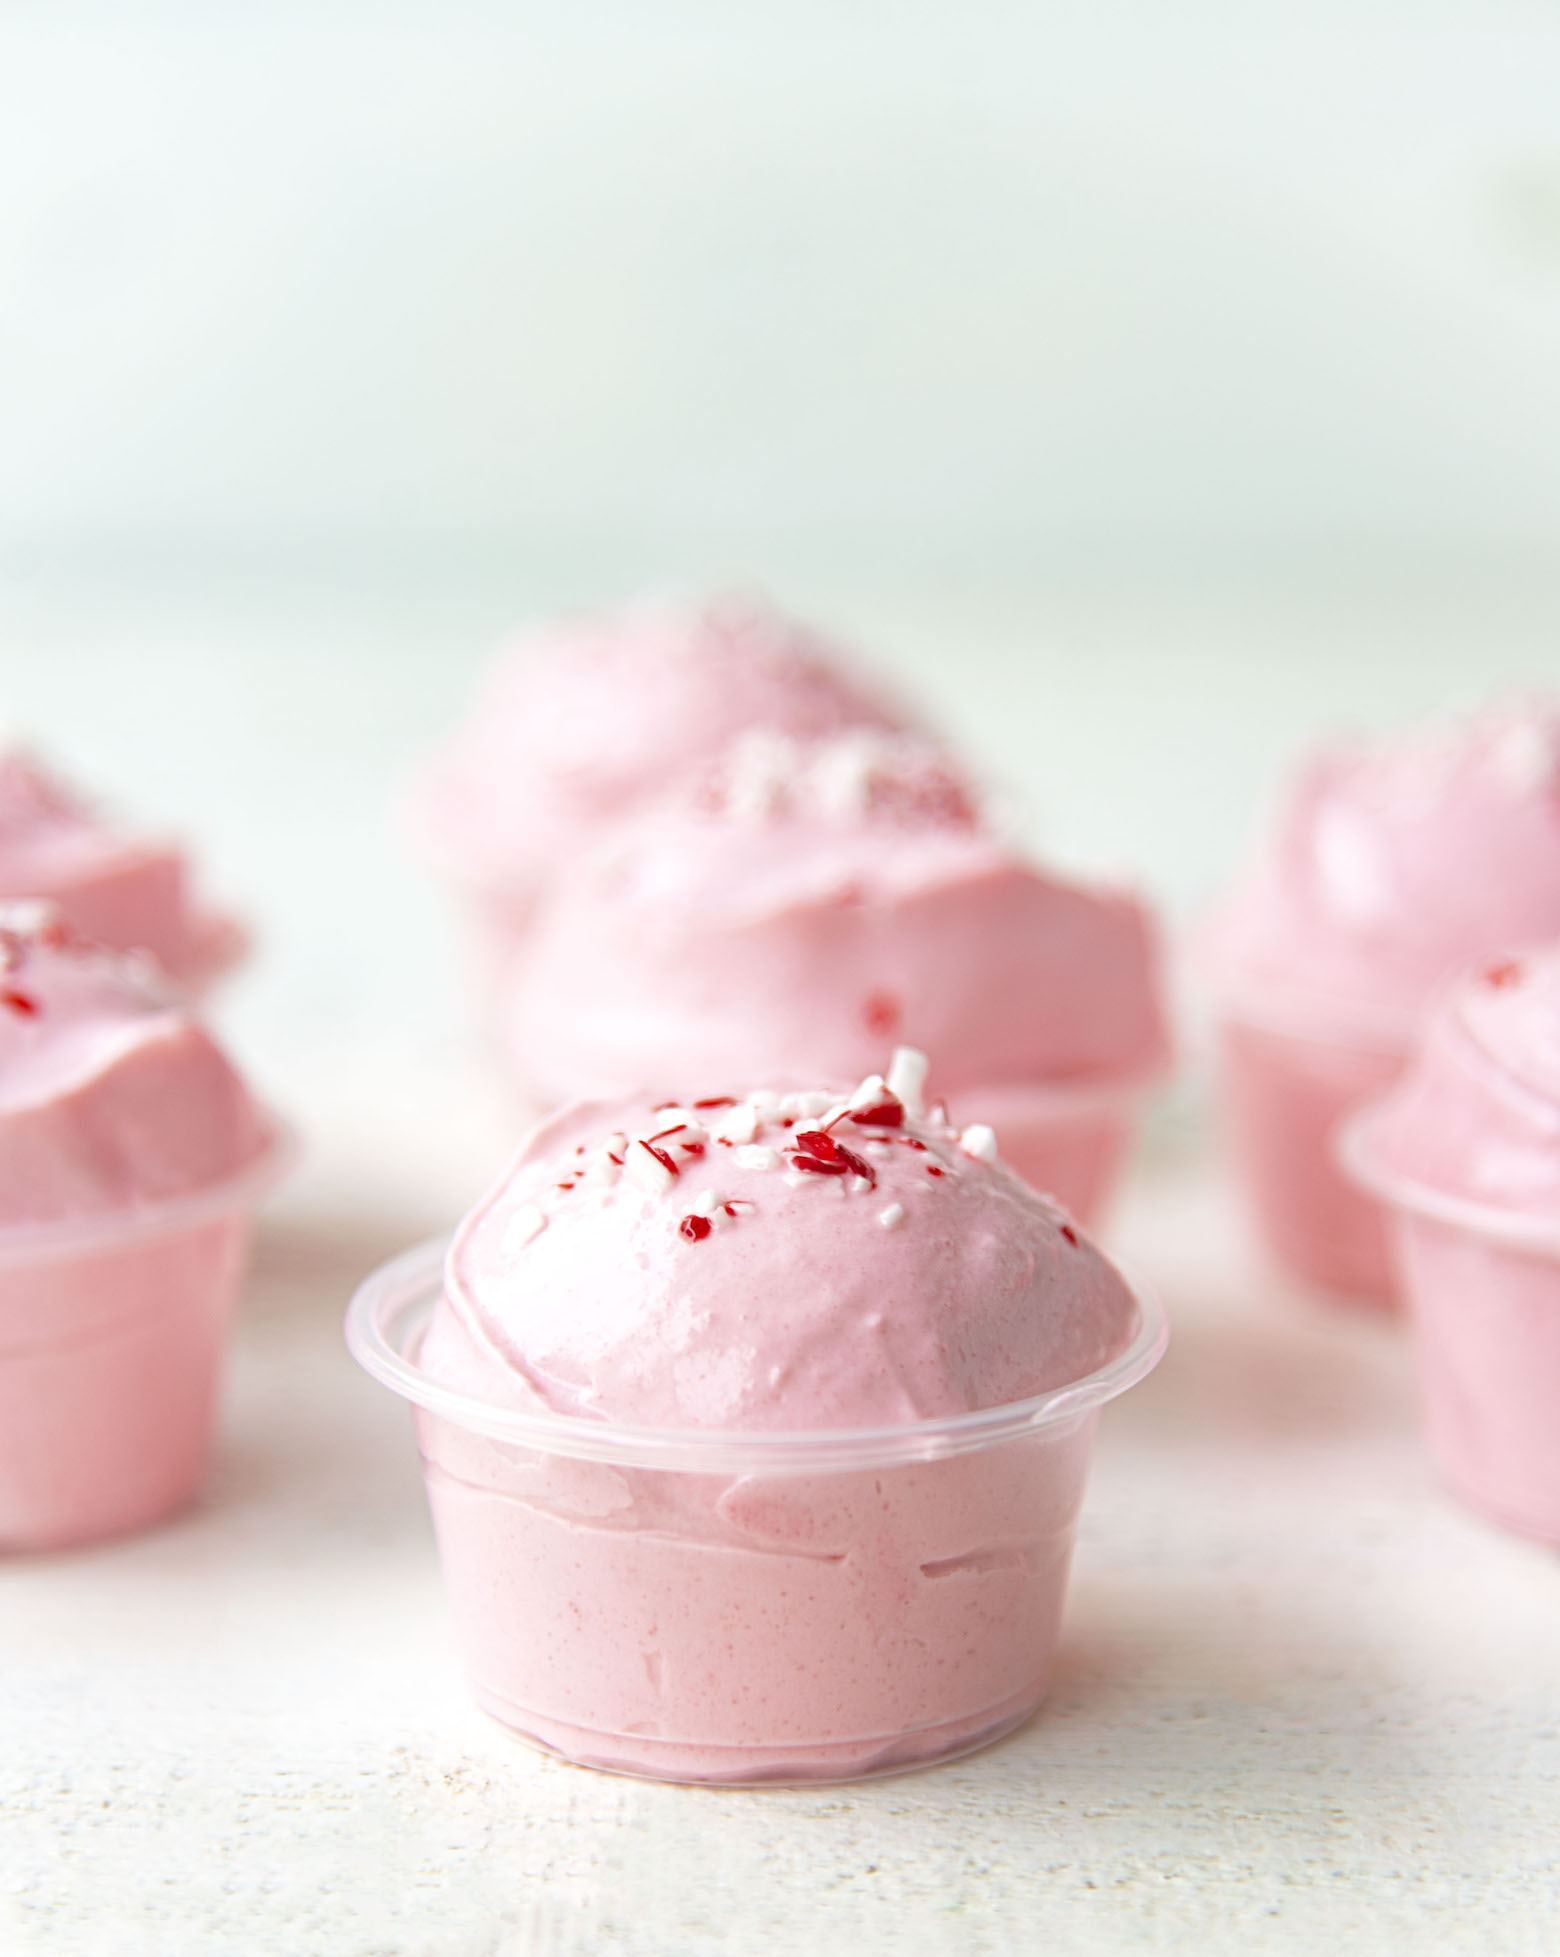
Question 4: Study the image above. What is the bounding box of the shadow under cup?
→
[347,1240,1167,1786]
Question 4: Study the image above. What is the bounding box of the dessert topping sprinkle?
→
[886,1047,928,1119]
[625,1139,679,1195]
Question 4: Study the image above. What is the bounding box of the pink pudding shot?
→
[500,731,1169,1224]
[1205,699,1560,1302]
[1342,947,1560,1543]
[347,1056,1165,1784]
[0,748,244,992]
[404,592,909,1000]
[0,906,288,1551]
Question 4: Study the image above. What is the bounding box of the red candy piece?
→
[644,1142,680,1177]
[849,1097,903,1129]
[693,1096,736,1111]
[1485,959,1524,989]
[1,989,39,1017]
[790,1129,876,1186]
[679,1214,712,1241]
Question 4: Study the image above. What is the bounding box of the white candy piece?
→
[886,1046,929,1119]
[959,1123,998,1164]
[502,1205,547,1252]
[735,1144,779,1171]
[786,1090,837,1119]
[848,1073,889,1112]
[692,1188,721,1216]
[716,1102,761,1145]
[878,1203,906,1230]
[625,1139,677,1196]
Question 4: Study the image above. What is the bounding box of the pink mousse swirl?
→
[422,1061,1139,1432]
[1207,700,1560,1040]
[499,730,1167,1109]
[1352,948,1560,1220]
[0,905,271,1222]
[406,592,910,899]
[0,750,241,991]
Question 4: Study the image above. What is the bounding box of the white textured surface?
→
[6,1047,1560,1957]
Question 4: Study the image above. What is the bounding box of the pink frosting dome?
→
[0,751,241,991]
[1352,948,1560,1219]
[499,730,1167,1109]
[0,906,271,1223]
[1207,700,1560,1038]
[423,1063,1138,1432]
[406,592,908,896]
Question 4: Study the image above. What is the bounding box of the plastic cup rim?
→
[1337,1101,1560,1261]
[0,1116,300,1269]
[345,1234,1169,1475]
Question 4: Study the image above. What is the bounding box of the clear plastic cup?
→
[0,1128,295,1554]
[346,1238,1166,1786]
[1212,983,1416,1302]
[1339,1104,1560,1543]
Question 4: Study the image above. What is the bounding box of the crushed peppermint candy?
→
[878,1203,905,1230]
[713,1102,759,1146]
[735,1144,779,1171]
[789,1129,876,1186]
[679,1214,713,1242]
[691,1188,721,1215]
[959,1123,998,1164]
[625,1139,679,1195]
[886,1047,928,1119]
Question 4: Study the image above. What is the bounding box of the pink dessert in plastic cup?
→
[1206,700,1560,1303]
[0,907,288,1552]
[0,749,244,993]
[403,592,909,1006]
[1340,948,1560,1542]
[347,1056,1166,1784]
[502,731,1169,1226]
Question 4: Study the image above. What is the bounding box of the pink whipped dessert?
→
[0,749,243,992]
[1342,948,1560,1542]
[500,731,1169,1222]
[1205,700,1560,1300]
[350,1055,1164,1783]
[0,906,285,1551]
[404,593,907,994]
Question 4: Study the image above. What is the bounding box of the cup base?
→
[471,1680,1046,1787]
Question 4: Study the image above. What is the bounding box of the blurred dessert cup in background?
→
[0,749,245,996]
[0,906,289,1552]
[497,732,1170,1225]
[1341,946,1560,1544]
[402,592,911,1011]
[1204,700,1560,1302]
